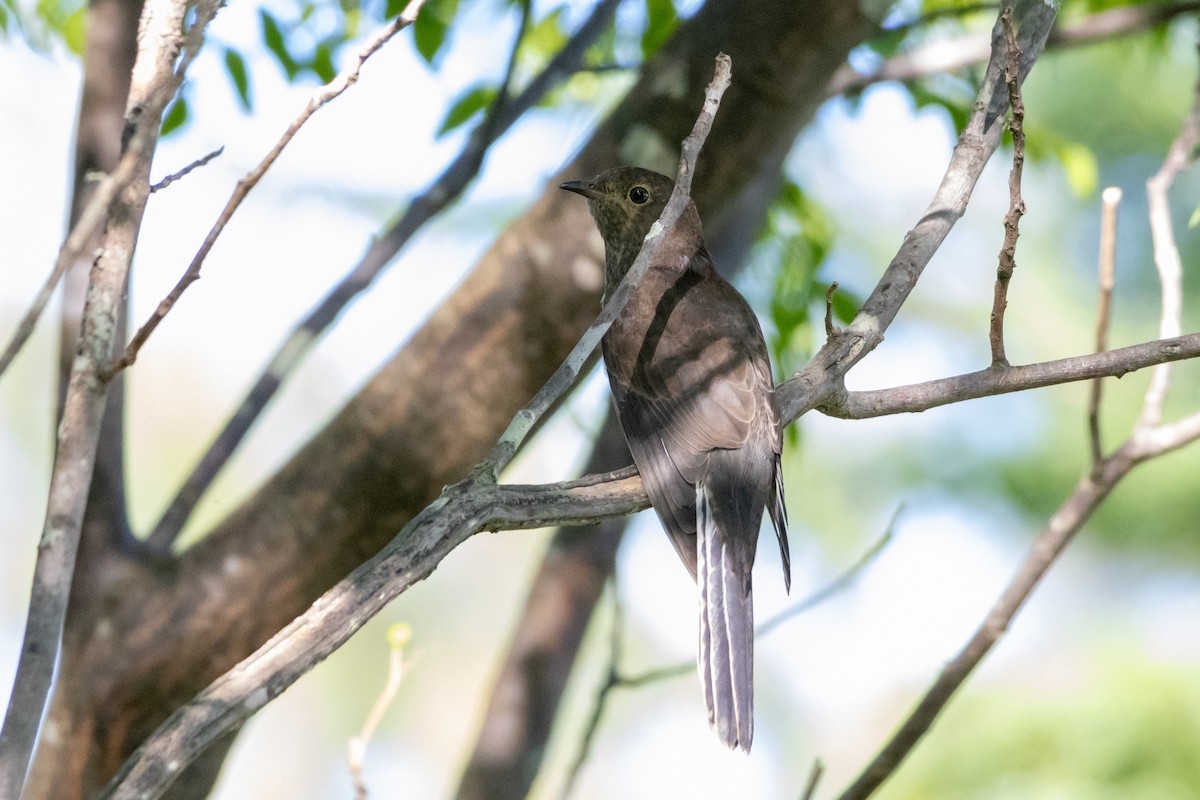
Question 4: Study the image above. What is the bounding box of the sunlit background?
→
[3,1,1200,797]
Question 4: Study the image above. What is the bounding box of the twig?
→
[824,281,840,338]
[987,8,1025,368]
[0,0,219,794]
[348,624,412,800]
[799,759,825,800]
[1088,186,1122,466]
[827,332,1200,419]
[102,0,426,384]
[95,53,733,800]
[149,146,225,192]
[1136,48,1200,433]
[144,0,624,552]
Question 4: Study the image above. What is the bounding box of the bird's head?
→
[560,166,680,286]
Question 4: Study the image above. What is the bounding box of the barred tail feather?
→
[697,481,754,752]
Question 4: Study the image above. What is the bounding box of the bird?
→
[560,166,790,751]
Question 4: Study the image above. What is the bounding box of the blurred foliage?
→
[883,650,1200,799]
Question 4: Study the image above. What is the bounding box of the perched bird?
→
[561,166,789,751]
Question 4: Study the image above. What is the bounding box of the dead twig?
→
[1088,186,1122,467]
[149,146,225,193]
[987,8,1026,368]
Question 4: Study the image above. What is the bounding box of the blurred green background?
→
[2,0,1200,797]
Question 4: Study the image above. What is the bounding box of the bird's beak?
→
[559,180,603,200]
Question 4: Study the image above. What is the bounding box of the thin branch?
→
[1136,49,1200,432]
[149,146,225,193]
[987,8,1025,368]
[824,281,840,339]
[0,0,219,794]
[145,0,624,551]
[825,332,1200,419]
[0,150,142,379]
[826,1,1200,98]
[102,0,426,383]
[347,624,412,800]
[799,760,825,800]
[1088,186,1122,466]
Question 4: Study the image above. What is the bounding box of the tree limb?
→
[827,1,1200,98]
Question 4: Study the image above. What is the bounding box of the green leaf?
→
[385,0,406,20]
[161,95,188,136]
[61,3,84,54]
[312,43,337,83]
[223,48,251,110]
[260,10,299,80]
[1056,141,1098,199]
[412,0,458,65]
[641,0,676,59]
[1188,207,1200,229]
[524,7,566,65]
[437,84,496,137]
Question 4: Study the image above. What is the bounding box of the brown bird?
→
[561,166,789,751]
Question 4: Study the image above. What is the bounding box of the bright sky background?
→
[3,3,1200,798]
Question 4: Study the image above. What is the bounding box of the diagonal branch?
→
[144,0,624,551]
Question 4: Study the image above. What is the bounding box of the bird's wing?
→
[604,264,777,578]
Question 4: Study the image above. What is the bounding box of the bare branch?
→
[1088,186,1122,466]
[987,9,1026,368]
[149,146,225,193]
[0,0,219,793]
[800,760,825,800]
[1136,51,1200,432]
[826,333,1200,419]
[102,0,427,383]
[347,624,412,800]
[827,1,1200,98]
[145,0,624,551]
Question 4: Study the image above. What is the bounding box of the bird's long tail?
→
[696,480,754,752]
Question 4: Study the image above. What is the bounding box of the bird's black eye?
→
[628,185,650,205]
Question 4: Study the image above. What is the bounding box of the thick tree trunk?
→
[26,0,871,796]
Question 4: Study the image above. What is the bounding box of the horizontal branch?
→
[827,1,1200,97]
[824,332,1200,418]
